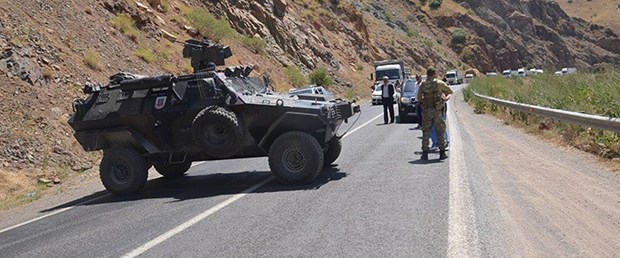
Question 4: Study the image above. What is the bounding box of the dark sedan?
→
[397,79,419,123]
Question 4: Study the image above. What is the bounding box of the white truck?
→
[370,60,409,104]
[372,60,409,85]
[444,70,463,85]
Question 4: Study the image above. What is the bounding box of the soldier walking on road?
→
[380,76,396,124]
[416,67,453,160]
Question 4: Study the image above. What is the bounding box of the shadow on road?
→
[409,159,445,165]
[41,167,347,212]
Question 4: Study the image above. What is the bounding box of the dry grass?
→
[557,0,620,33]
[134,44,156,63]
[161,62,177,73]
[110,13,141,41]
[0,171,39,210]
[83,49,101,70]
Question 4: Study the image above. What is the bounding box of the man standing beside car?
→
[381,76,396,124]
[417,67,453,160]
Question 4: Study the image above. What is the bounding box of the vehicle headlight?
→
[400,97,410,104]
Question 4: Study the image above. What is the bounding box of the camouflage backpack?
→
[420,80,444,110]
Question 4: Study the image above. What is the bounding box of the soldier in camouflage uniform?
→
[416,67,453,160]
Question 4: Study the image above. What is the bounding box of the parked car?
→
[371,83,398,105]
[371,84,383,105]
[465,73,474,82]
[397,79,419,123]
[502,69,512,77]
[486,72,498,76]
[562,67,577,74]
[289,85,335,101]
[517,68,527,77]
[529,68,544,75]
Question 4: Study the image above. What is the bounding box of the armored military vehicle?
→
[69,39,360,195]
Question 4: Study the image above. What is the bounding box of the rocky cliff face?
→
[198,0,618,74]
[440,0,619,71]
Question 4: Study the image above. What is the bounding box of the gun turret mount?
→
[182,39,232,73]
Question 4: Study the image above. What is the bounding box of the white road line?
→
[121,176,273,258]
[342,113,384,139]
[447,100,481,257]
[121,109,381,257]
[0,193,110,234]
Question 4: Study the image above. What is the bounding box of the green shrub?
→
[241,36,267,54]
[309,67,333,87]
[160,0,171,12]
[429,0,442,9]
[451,29,466,48]
[424,39,434,47]
[460,48,474,60]
[186,8,235,42]
[134,44,156,63]
[110,14,141,41]
[407,28,419,38]
[356,64,364,72]
[385,11,393,21]
[285,66,307,87]
[345,90,355,101]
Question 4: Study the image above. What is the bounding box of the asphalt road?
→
[1,85,618,257]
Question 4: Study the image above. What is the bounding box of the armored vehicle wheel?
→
[154,161,192,178]
[323,137,342,166]
[268,131,324,184]
[192,106,244,158]
[100,147,148,195]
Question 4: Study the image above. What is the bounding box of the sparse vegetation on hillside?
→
[407,28,419,38]
[185,8,235,42]
[285,66,308,87]
[83,49,101,70]
[134,44,156,63]
[451,29,466,50]
[429,0,442,9]
[464,71,620,158]
[110,13,141,41]
[309,67,334,87]
[241,36,267,54]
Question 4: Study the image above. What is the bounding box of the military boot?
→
[439,150,448,160]
[421,151,429,161]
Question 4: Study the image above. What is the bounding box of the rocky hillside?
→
[0,0,618,203]
[557,0,620,34]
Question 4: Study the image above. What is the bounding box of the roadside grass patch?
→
[464,71,620,159]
